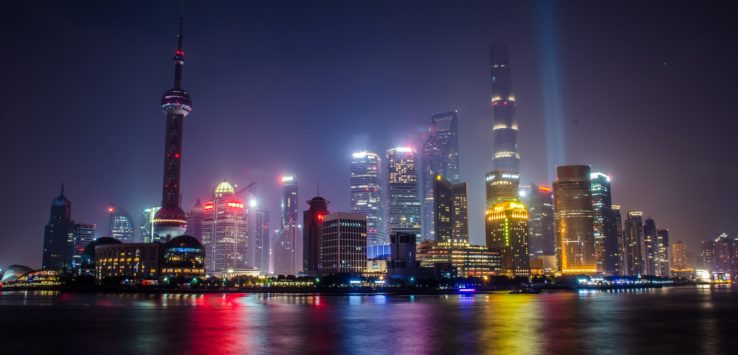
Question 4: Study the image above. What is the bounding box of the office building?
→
[643,217,659,275]
[421,111,460,240]
[486,200,529,277]
[186,199,204,242]
[554,165,596,275]
[139,207,161,244]
[419,241,501,277]
[350,151,385,245]
[42,185,75,271]
[303,196,329,275]
[612,204,624,275]
[590,172,619,274]
[387,147,421,242]
[108,205,135,243]
[201,181,248,273]
[388,232,417,277]
[319,213,367,275]
[250,208,270,273]
[623,211,645,275]
[657,229,670,277]
[71,223,96,271]
[433,176,469,243]
[273,225,299,276]
[527,184,555,256]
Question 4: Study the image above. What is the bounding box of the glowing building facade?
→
[201,181,248,273]
[108,206,135,243]
[153,17,192,240]
[433,176,469,243]
[657,229,670,277]
[71,223,96,271]
[527,184,555,256]
[350,151,385,245]
[643,217,659,275]
[186,199,204,242]
[139,207,161,244]
[421,111,460,241]
[554,165,596,275]
[386,147,421,243]
[318,213,367,275]
[670,240,689,275]
[486,200,530,277]
[419,241,501,277]
[590,172,619,274]
[623,211,645,275]
[611,205,625,275]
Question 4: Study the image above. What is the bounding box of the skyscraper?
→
[153,16,191,240]
[186,199,204,242]
[42,185,75,271]
[71,223,96,271]
[554,165,596,275]
[421,111,460,240]
[250,208,270,273]
[611,204,624,275]
[387,147,421,243]
[201,181,248,273]
[319,213,367,275]
[108,205,135,243]
[486,200,530,277]
[623,211,645,275]
[350,151,384,245]
[670,240,689,275]
[274,175,300,275]
[643,217,658,275]
[280,175,298,230]
[139,207,161,244]
[486,43,521,206]
[433,176,469,243]
[303,196,329,275]
[590,172,619,274]
[657,229,670,277]
[527,184,555,256]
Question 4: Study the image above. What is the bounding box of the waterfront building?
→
[108,205,135,243]
[42,185,75,271]
[386,147,421,243]
[554,165,596,275]
[590,172,619,274]
[367,243,391,260]
[250,208,270,273]
[712,233,733,274]
[433,176,469,243]
[670,240,690,276]
[319,213,367,275]
[186,199,204,242]
[657,229,670,277]
[611,205,624,275]
[201,181,248,273]
[280,175,300,273]
[273,225,299,276]
[421,111,460,241]
[71,223,96,271]
[486,200,529,277]
[153,17,192,240]
[418,241,501,277]
[303,196,329,275]
[281,175,298,230]
[350,151,385,245]
[388,232,417,277]
[139,207,161,244]
[623,211,645,275]
[527,184,555,257]
[643,217,659,275]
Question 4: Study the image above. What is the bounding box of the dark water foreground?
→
[1,286,736,354]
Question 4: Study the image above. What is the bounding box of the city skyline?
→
[3,1,738,268]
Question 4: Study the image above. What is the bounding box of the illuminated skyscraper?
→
[527,184,555,256]
[250,208,270,273]
[486,44,520,207]
[274,175,300,275]
[42,185,75,271]
[280,175,298,229]
[186,199,204,242]
[350,151,384,245]
[153,16,192,240]
[554,165,596,275]
[623,211,645,275]
[139,207,161,244]
[657,229,670,277]
[670,240,690,276]
[433,176,469,243]
[421,111,460,240]
[643,217,658,275]
[386,147,421,243]
[108,205,135,243]
[303,196,329,275]
[201,181,248,273]
[611,205,624,275]
[71,223,96,271]
[590,172,619,274]
[486,200,529,277]
[319,213,367,275]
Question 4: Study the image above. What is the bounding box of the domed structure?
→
[1,265,33,283]
[153,206,188,240]
[162,235,205,278]
[161,88,192,116]
[214,180,235,198]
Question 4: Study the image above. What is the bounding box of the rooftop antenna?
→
[317,179,320,197]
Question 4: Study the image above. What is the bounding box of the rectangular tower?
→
[554,165,596,275]
[319,213,367,275]
[386,147,421,243]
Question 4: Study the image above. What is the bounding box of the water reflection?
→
[0,287,737,354]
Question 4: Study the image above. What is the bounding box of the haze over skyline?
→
[2,0,737,268]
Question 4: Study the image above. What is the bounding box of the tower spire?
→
[173,16,185,89]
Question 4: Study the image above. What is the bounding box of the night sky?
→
[2,1,737,269]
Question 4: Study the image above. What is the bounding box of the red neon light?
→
[227,202,244,209]
[204,203,214,210]
[174,153,180,159]
[317,214,325,221]
[538,185,552,192]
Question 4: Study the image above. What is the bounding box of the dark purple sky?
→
[2,1,737,269]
